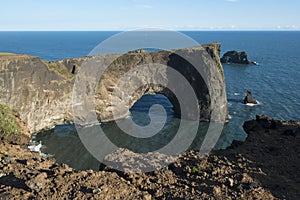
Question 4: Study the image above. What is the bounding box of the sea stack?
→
[243,90,257,104]
[221,50,257,65]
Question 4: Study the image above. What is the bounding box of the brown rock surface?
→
[0,115,299,199]
[0,55,74,133]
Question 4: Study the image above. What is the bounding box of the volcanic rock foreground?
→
[0,43,227,134]
[0,115,299,199]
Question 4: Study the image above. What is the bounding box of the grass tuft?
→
[47,62,74,80]
[0,104,21,137]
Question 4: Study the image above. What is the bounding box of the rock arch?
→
[0,43,227,133]
[92,44,227,123]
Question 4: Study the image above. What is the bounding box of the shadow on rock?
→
[222,115,300,199]
[0,174,31,191]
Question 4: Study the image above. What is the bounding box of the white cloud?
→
[276,25,300,30]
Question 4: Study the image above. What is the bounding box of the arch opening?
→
[100,93,181,153]
[129,94,175,126]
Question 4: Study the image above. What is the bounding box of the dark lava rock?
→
[221,50,256,65]
[243,90,257,104]
[1,115,300,199]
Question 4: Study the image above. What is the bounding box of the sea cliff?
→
[0,43,227,133]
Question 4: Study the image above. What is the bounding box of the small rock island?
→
[221,50,257,65]
[243,90,257,104]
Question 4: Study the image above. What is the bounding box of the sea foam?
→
[245,100,261,107]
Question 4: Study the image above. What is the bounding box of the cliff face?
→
[0,44,227,133]
[0,55,73,133]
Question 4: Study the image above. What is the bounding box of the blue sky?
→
[1,0,299,30]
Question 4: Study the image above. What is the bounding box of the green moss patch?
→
[47,62,74,80]
[0,104,22,137]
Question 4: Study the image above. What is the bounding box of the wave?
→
[28,141,52,158]
[226,114,232,122]
[245,100,261,107]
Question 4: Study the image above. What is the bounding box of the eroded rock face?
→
[0,44,228,133]
[0,55,74,133]
[87,44,227,124]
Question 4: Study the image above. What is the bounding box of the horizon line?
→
[0,29,300,32]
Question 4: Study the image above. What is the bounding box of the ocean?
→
[1,31,300,170]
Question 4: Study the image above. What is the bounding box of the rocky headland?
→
[0,43,227,134]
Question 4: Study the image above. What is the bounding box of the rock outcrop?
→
[243,90,257,104]
[0,44,228,133]
[0,55,74,133]
[221,50,256,65]
[1,114,299,199]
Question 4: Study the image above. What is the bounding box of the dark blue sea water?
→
[2,31,300,170]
